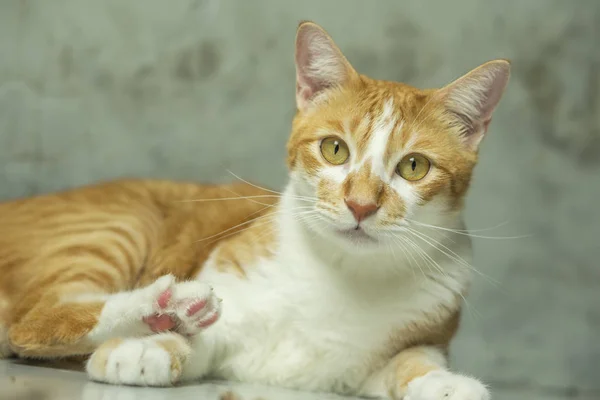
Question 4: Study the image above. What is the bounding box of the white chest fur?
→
[196,208,472,394]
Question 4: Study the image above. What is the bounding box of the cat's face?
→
[287,84,476,250]
[286,22,510,251]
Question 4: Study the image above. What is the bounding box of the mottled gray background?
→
[0,0,599,399]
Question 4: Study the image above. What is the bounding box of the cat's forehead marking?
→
[353,98,403,183]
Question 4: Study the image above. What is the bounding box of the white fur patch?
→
[360,99,399,182]
[164,93,478,394]
[85,275,219,343]
[184,185,473,395]
[87,334,189,386]
[406,371,490,400]
[86,275,175,343]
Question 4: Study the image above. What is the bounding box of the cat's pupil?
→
[334,143,339,154]
[411,159,417,171]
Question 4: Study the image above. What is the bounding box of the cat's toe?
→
[136,274,176,315]
[405,371,490,400]
[143,314,177,332]
[170,281,222,336]
[137,275,178,332]
[87,337,184,386]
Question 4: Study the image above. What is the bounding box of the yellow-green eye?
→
[396,153,431,181]
[320,137,350,165]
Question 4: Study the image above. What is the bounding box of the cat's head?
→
[285,22,510,252]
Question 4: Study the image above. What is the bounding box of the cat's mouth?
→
[336,226,377,243]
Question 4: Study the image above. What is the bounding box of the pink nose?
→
[345,200,379,223]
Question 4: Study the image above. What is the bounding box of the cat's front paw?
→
[405,371,490,400]
[139,275,179,332]
[168,281,222,336]
[86,334,190,386]
[142,279,222,336]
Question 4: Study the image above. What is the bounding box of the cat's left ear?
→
[295,21,358,111]
[439,59,511,150]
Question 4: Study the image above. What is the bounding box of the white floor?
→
[4,358,598,400]
[1,359,353,400]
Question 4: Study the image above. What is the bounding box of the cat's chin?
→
[298,211,384,251]
[330,229,384,253]
[335,227,377,244]
[311,224,383,252]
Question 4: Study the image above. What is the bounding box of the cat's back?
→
[0,179,276,295]
[0,178,272,234]
[0,179,190,240]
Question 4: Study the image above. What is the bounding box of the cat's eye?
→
[396,153,431,181]
[320,137,350,165]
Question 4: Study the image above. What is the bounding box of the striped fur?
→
[0,179,275,357]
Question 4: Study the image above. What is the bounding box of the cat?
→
[0,21,510,400]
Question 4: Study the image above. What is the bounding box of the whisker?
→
[314,210,339,223]
[227,170,318,201]
[222,186,278,208]
[194,210,280,244]
[387,232,426,279]
[245,204,278,220]
[405,219,531,240]
[384,241,403,279]
[404,235,446,277]
[452,220,510,234]
[406,227,500,287]
[407,227,472,269]
[198,207,318,245]
[392,237,417,279]
[176,195,311,204]
[197,215,277,245]
[400,236,431,276]
[400,232,482,319]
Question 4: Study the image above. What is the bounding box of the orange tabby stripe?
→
[0,179,276,358]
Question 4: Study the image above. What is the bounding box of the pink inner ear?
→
[483,117,492,133]
[477,67,510,122]
[444,62,510,147]
[297,85,314,103]
[295,34,325,104]
[294,24,351,109]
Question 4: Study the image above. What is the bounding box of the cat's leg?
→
[88,278,222,343]
[8,275,220,358]
[86,332,208,386]
[360,346,489,400]
[85,281,224,386]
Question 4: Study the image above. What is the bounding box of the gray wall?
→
[1,1,599,399]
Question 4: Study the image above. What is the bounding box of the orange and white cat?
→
[0,22,510,400]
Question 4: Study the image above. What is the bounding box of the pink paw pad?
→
[186,299,208,317]
[143,314,176,332]
[174,287,221,335]
[142,288,176,332]
[140,278,222,336]
[197,311,220,328]
[157,289,172,309]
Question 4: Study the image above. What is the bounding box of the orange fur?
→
[390,347,445,396]
[210,207,278,278]
[288,77,479,215]
[0,179,275,358]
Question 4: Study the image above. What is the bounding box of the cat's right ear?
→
[295,21,357,111]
